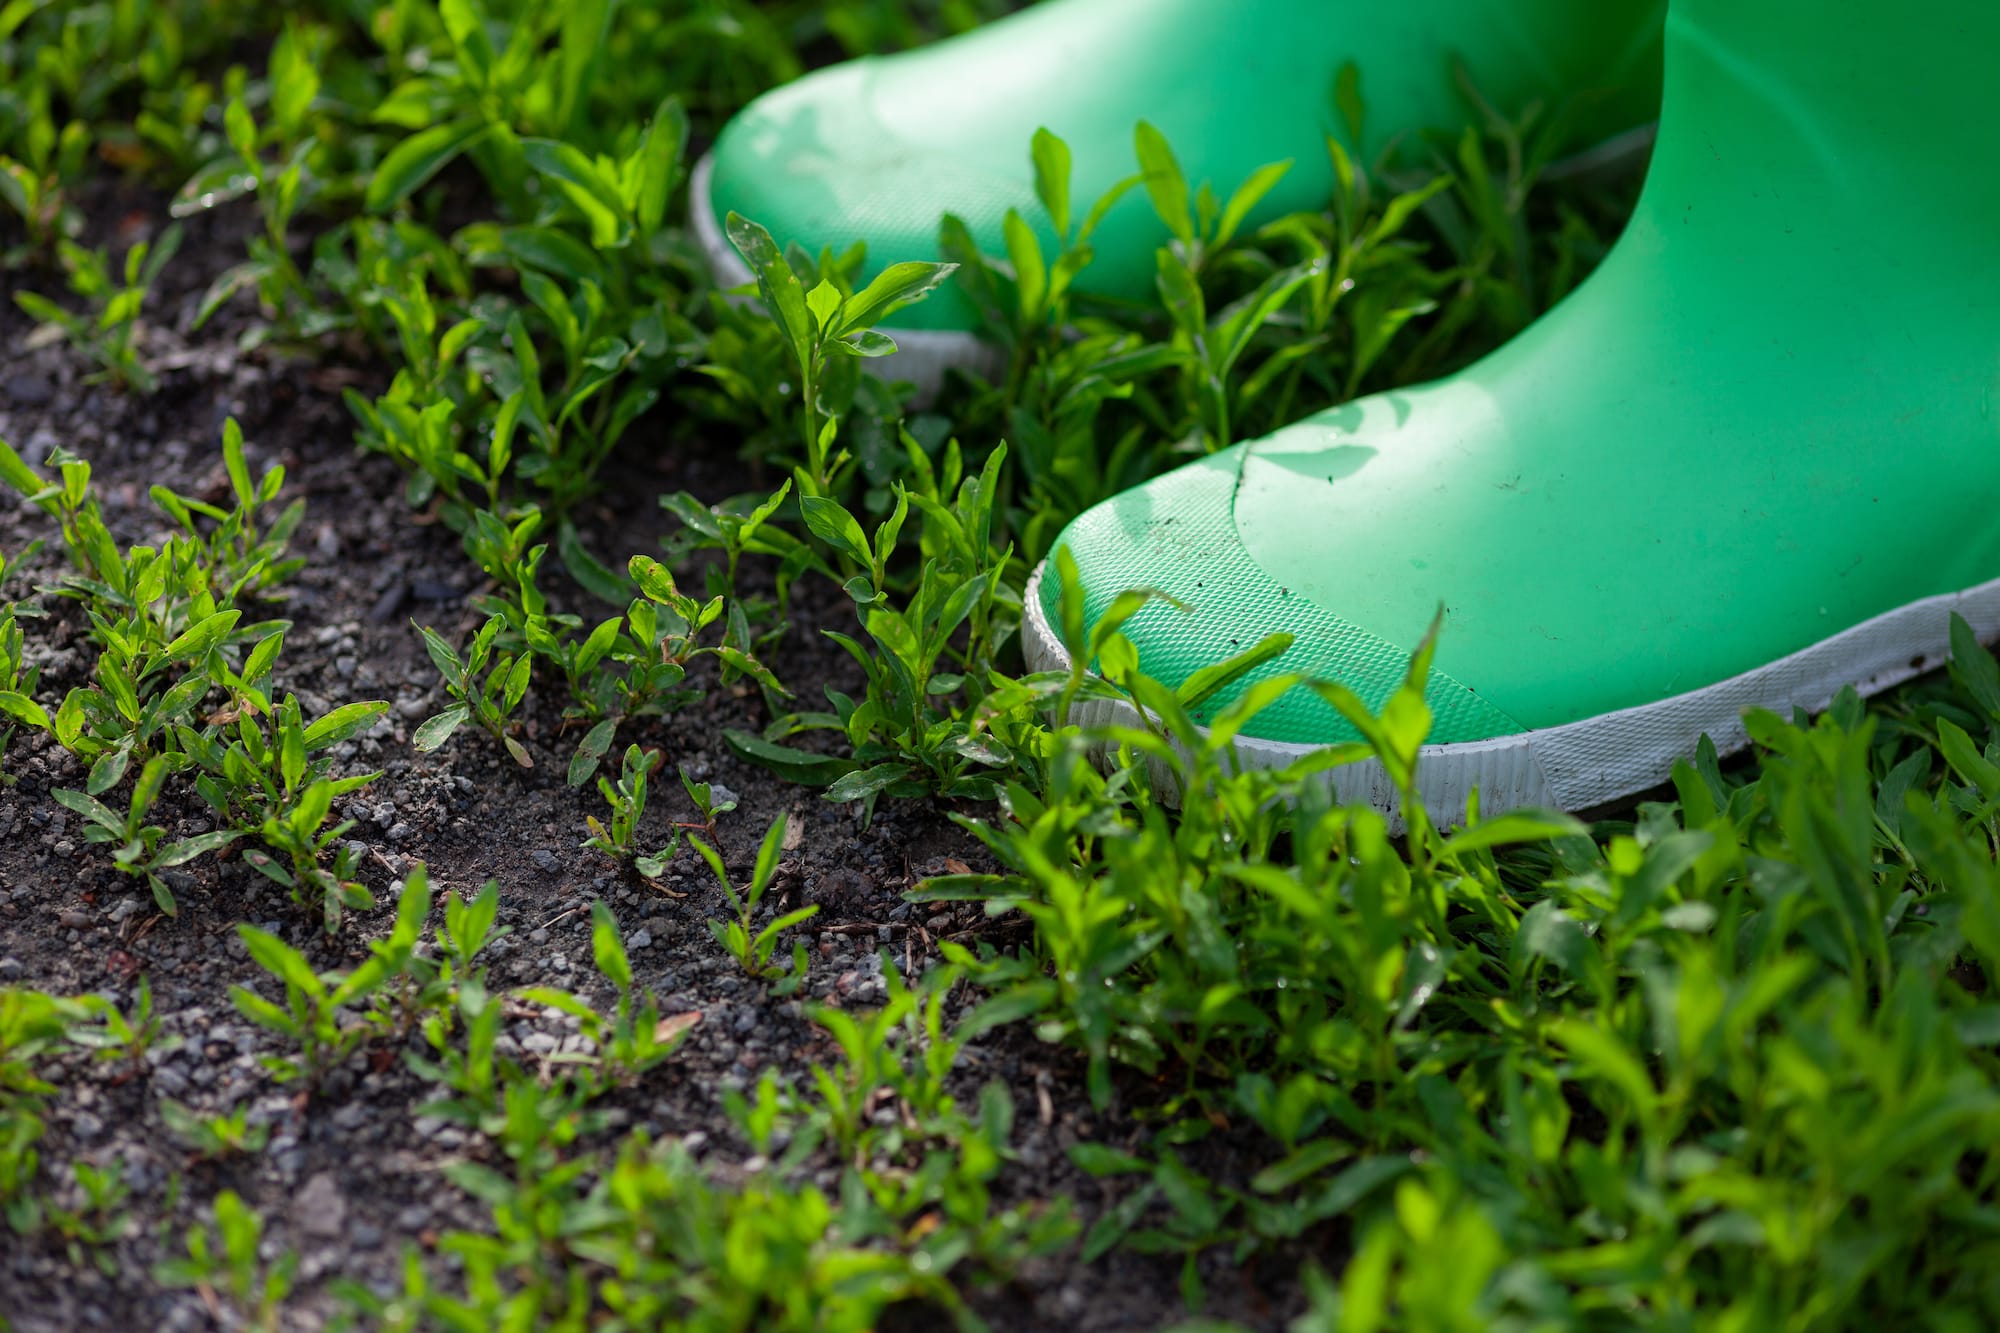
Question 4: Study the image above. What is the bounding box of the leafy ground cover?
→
[4,3,2000,1331]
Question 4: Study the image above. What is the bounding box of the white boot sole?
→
[1020,560,2000,829]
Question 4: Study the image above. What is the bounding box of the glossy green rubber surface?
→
[708,0,1665,332]
[1044,0,2000,746]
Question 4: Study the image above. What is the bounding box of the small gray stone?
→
[4,373,53,407]
[628,929,652,950]
[531,849,559,871]
[295,1172,347,1239]
[0,958,21,981]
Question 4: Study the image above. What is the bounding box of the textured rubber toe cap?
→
[1040,447,1526,746]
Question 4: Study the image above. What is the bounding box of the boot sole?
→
[689,154,1007,402]
[1020,560,2000,828]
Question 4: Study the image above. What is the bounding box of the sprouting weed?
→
[13,225,183,393]
[693,814,817,983]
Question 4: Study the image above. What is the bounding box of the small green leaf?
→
[86,748,129,796]
[367,119,490,212]
[836,261,957,336]
[1176,632,1293,711]
[152,829,239,869]
[724,729,849,786]
[558,520,633,605]
[1030,127,1072,237]
[725,212,813,377]
[302,701,390,751]
[163,609,243,664]
[1134,121,1192,245]
[627,554,680,604]
[0,690,50,730]
[1069,1143,1151,1178]
[824,762,913,803]
[1949,612,2000,723]
[1003,210,1047,322]
[714,646,790,697]
[413,705,470,752]
[800,497,870,567]
[590,901,631,992]
[569,717,618,789]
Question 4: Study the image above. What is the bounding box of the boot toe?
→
[1041,446,1525,746]
[704,62,1031,332]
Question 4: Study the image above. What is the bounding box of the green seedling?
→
[147,420,307,603]
[158,1100,271,1162]
[14,225,183,392]
[0,428,378,919]
[404,876,512,1126]
[581,743,683,878]
[730,445,1026,809]
[0,544,47,771]
[580,744,741,875]
[340,263,489,510]
[185,82,326,343]
[0,987,66,1234]
[723,211,955,495]
[2,0,251,259]
[0,136,87,257]
[346,84,692,517]
[936,127,1146,421]
[178,687,388,932]
[434,876,509,996]
[658,478,803,609]
[515,903,688,1093]
[154,1189,294,1333]
[228,924,397,1089]
[722,1068,790,1159]
[558,553,787,787]
[679,764,739,832]
[54,757,240,916]
[786,958,1015,1177]
[413,614,535,767]
[60,976,174,1078]
[44,1157,132,1275]
[693,814,816,982]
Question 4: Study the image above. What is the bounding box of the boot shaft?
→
[1647,0,2000,268]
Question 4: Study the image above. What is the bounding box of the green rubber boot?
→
[693,0,1665,385]
[1027,0,2000,822]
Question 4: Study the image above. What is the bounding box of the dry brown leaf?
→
[655,1010,703,1044]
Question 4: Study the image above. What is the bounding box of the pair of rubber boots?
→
[696,0,2000,823]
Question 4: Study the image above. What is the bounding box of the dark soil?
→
[0,191,1314,1331]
